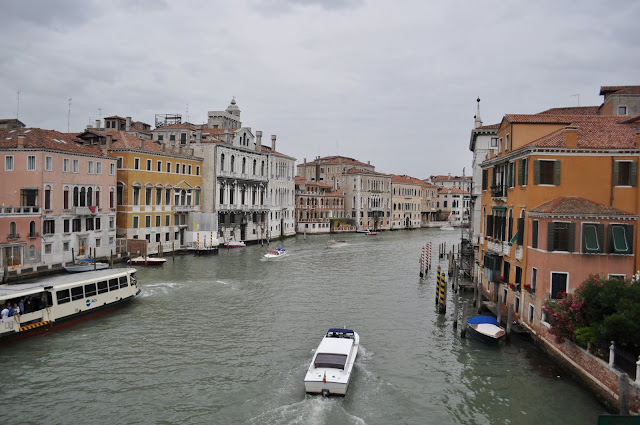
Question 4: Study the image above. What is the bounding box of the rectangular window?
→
[73,219,81,232]
[547,222,575,252]
[110,163,115,175]
[518,158,528,186]
[490,137,498,147]
[482,169,488,190]
[88,161,94,174]
[56,289,70,305]
[196,166,200,176]
[43,219,55,234]
[165,188,171,205]
[95,217,101,230]
[45,156,53,171]
[582,223,603,254]
[531,267,537,293]
[170,134,176,141]
[63,241,69,251]
[158,135,164,141]
[165,215,170,226]
[515,266,522,284]
[96,162,102,175]
[532,220,539,248]
[618,106,627,115]
[166,162,171,172]
[182,164,186,174]
[85,283,97,297]
[146,159,151,171]
[86,218,94,231]
[5,155,14,171]
[27,155,36,170]
[534,160,560,185]
[157,161,161,172]
[73,159,79,173]
[551,272,568,299]
[134,158,140,170]
[117,157,123,169]
[64,219,70,233]
[613,161,637,187]
[133,216,139,228]
[188,165,192,175]
[63,158,70,172]
[145,216,151,227]
[71,286,84,301]
[156,188,162,205]
[609,224,633,254]
[528,304,534,323]
[133,187,140,205]
[145,188,152,205]
[175,163,179,174]
[97,281,108,294]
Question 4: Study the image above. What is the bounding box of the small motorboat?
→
[127,256,167,266]
[364,230,378,236]
[440,224,455,230]
[226,240,246,248]
[326,240,348,248]
[305,328,359,396]
[64,259,109,273]
[263,247,287,259]
[466,315,506,344]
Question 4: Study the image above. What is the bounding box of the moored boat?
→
[226,240,246,248]
[326,240,348,248]
[0,268,140,343]
[128,256,167,266]
[304,328,359,396]
[64,258,109,273]
[263,247,287,259]
[364,230,378,236]
[466,315,506,344]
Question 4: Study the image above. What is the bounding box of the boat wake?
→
[247,397,366,425]
[139,281,184,297]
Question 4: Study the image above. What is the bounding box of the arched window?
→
[64,187,69,209]
[242,158,246,174]
[253,159,257,175]
[231,156,235,172]
[29,221,35,237]
[87,187,93,206]
[73,187,79,207]
[9,221,16,237]
[261,161,265,176]
[220,154,225,171]
[80,187,86,207]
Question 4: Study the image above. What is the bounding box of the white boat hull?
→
[304,329,359,396]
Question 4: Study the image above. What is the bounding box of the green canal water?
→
[0,229,606,424]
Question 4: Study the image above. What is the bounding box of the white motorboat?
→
[127,256,167,266]
[304,328,359,396]
[326,240,348,248]
[64,259,109,273]
[0,268,139,344]
[226,240,246,248]
[440,224,455,231]
[466,315,506,344]
[263,247,287,259]
[364,230,378,236]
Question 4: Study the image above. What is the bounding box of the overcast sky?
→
[1,0,638,178]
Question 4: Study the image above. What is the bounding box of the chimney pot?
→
[565,126,578,148]
[95,119,100,129]
[256,130,262,153]
[271,134,276,152]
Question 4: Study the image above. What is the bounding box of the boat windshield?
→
[314,353,348,370]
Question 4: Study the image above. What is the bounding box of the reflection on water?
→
[0,230,605,424]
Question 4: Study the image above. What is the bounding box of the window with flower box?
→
[550,272,568,299]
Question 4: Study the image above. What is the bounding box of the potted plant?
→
[524,283,532,291]
[498,276,504,283]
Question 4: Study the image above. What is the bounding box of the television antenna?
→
[16,90,20,119]
[570,94,580,107]
[67,97,72,132]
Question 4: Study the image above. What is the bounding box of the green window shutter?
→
[482,169,488,190]
[518,160,525,185]
[533,160,540,185]
[631,162,638,187]
[607,224,614,253]
[611,225,630,254]
[553,161,561,185]
[491,167,496,187]
[532,220,539,248]
[582,224,600,253]
[596,224,604,253]
[486,214,494,237]
[613,161,620,186]
[567,222,576,252]
[517,217,524,245]
[627,224,634,254]
[547,222,555,251]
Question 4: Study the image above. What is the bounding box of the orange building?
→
[478,112,640,333]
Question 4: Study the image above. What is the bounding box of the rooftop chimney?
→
[162,142,166,152]
[271,135,276,152]
[17,134,25,149]
[256,130,262,153]
[565,126,578,148]
[95,119,101,130]
[126,117,132,132]
[139,139,144,150]
[106,134,112,149]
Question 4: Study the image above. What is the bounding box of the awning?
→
[492,206,506,211]
[507,232,519,247]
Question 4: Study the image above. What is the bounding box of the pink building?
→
[0,128,117,274]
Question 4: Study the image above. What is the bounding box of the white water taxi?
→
[226,240,246,248]
[263,247,287,259]
[304,328,359,396]
[0,268,140,344]
[128,256,167,266]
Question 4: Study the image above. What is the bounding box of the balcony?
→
[7,233,20,241]
[28,232,40,239]
[515,245,523,261]
[73,206,94,215]
[486,238,504,255]
[0,206,40,215]
[175,204,195,212]
[490,185,506,200]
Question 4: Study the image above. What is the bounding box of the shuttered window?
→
[608,224,633,254]
[486,214,494,237]
[613,161,637,187]
[532,220,538,248]
[482,169,488,190]
[518,159,528,186]
[534,160,560,185]
[582,223,603,254]
[517,217,525,246]
[547,222,575,252]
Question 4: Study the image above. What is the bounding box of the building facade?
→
[294,177,345,234]
[344,168,391,231]
[390,175,423,230]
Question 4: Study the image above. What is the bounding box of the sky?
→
[1,0,639,179]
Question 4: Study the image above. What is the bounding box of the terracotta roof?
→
[301,155,373,168]
[104,115,125,120]
[345,167,388,176]
[429,175,471,181]
[600,86,640,96]
[517,115,640,150]
[201,128,239,135]
[391,174,427,185]
[105,130,202,160]
[131,125,152,134]
[529,197,635,217]
[0,128,107,156]
[154,123,197,131]
[475,123,500,130]
[504,114,574,125]
[260,145,295,160]
[437,187,469,195]
[538,106,600,115]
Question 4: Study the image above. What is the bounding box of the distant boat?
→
[264,247,287,259]
[364,230,378,236]
[304,328,359,396]
[127,256,167,266]
[226,240,246,248]
[466,315,506,344]
[64,259,109,273]
[440,224,455,230]
[326,240,348,248]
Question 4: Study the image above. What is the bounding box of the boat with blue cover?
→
[466,315,506,344]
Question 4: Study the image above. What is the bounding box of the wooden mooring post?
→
[453,292,459,328]
[461,301,468,338]
[438,269,447,314]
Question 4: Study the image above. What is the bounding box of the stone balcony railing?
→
[0,206,40,215]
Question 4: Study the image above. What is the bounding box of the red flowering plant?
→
[508,282,516,289]
[498,276,504,283]
[523,283,532,291]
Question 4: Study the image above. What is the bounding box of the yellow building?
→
[78,130,204,254]
[390,175,423,229]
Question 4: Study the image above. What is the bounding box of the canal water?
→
[1,229,606,424]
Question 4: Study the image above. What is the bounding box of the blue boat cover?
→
[467,315,499,326]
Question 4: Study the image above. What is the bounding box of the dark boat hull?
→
[467,324,505,344]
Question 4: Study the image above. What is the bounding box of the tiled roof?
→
[529,197,635,217]
[518,115,640,150]
[105,130,202,160]
[437,187,469,195]
[600,86,640,95]
[345,167,388,176]
[538,106,600,115]
[476,123,500,130]
[259,145,295,160]
[391,174,427,185]
[104,115,125,120]
[302,155,372,168]
[504,114,574,124]
[201,128,239,135]
[154,123,197,131]
[0,128,107,156]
